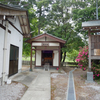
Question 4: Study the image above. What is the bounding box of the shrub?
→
[91,61,100,80]
[75,46,88,71]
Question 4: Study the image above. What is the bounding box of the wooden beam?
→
[90,30,100,33]
[0,23,11,33]
[91,56,100,59]
[88,30,91,71]
[59,44,61,68]
[32,49,59,51]
[20,25,27,26]
[23,34,30,38]
[0,8,26,16]
[22,17,26,34]
[83,26,100,30]
[31,41,60,43]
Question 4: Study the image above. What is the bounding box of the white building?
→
[0,3,30,85]
[26,33,66,70]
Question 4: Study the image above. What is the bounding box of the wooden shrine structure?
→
[26,33,66,71]
[82,20,100,71]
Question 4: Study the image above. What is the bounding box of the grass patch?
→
[95,79,100,84]
[22,57,35,61]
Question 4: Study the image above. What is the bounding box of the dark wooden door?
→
[9,45,19,76]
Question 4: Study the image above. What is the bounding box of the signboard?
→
[94,49,100,55]
[42,43,49,46]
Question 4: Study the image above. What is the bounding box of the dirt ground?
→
[51,70,68,100]
[51,67,100,100]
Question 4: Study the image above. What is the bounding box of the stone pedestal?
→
[85,72,94,83]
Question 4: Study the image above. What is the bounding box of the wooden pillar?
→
[59,44,61,68]
[88,30,91,71]
[30,42,32,71]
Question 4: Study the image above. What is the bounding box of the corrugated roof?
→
[0,3,30,37]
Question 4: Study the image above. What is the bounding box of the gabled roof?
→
[26,33,66,44]
[0,3,30,37]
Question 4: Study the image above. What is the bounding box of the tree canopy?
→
[1,0,99,62]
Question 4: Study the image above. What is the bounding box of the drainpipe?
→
[2,20,8,85]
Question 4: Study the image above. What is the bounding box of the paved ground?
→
[21,70,51,100]
[10,71,38,87]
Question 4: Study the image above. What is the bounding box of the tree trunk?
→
[61,51,63,62]
[62,52,66,63]
[38,7,42,35]
[38,25,40,35]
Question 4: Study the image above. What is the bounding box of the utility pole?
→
[96,0,98,20]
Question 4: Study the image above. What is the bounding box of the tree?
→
[27,0,52,34]
[46,0,85,62]
[72,0,100,41]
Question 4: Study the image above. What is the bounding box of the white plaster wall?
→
[32,42,59,46]
[53,51,59,66]
[36,37,45,41]
[49,43,59,46]
[0,22,5,78]
[8,17,23,74]
[0,17,23,80]
[47,37,56,41]
[32,42,42,46]
[36,50,41,66]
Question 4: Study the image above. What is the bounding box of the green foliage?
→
[91,62,100,80]
[72,0,100,42]
[76,46,88,71]
[0,0,20,5]
[66,49,79,62]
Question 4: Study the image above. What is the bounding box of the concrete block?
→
[0,78,2,85]
[18,69,22,73]
[86,72,94,83]
[7,79,11,84]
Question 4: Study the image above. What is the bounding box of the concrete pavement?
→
[21,70,51,100]
[10,71,38,87]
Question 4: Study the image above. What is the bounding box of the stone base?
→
[18,69,22,73]
[85,72,95,83]
[0,78,2,85]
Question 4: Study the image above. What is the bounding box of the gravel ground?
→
[73,68,100,100]
[0,82,27,100]
[51,70,68,100]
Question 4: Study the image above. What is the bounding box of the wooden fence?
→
[22,61,35,65]
[22,61,78,67]
[61,62,78,68]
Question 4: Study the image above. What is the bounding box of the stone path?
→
[67,69,76,100]
[21,71,51,100]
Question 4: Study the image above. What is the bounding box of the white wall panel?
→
[0,17,23,80]
[53,51,59,66]
[36,50,41,66]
